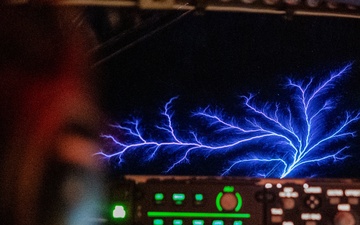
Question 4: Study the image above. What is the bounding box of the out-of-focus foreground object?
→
[0,3,104,225]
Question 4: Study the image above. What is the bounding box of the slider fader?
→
[105,176,360,225]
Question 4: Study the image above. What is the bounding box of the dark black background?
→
[94,9,360,178]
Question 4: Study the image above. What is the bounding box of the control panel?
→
[105,176,360,225]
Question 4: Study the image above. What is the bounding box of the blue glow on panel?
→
[98,64,360,178]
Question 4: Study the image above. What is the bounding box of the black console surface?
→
[106,176,360,225]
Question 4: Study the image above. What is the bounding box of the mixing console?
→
[105,176,360,225]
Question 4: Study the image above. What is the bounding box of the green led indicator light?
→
[212,220,224,225]
[154,219,164,225]
[216,192,223,211]
[193,220,205,225]
[155,193,165,201]
[173,193,185,201]
[233,221,243,225]
[112,205,126,219]
[235,192,243,212]
[148,212,251,219]
[173,219,183,225]
[223,186,234,193]
[195,194,203,201]
[173,193,185,204]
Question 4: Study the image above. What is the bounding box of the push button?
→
[194,193,204,205]
[282,198,295,209]
[155,193,165,204]
[154,219,164,225]
[173,219,183,225]
[195,193,203,201]
[173,193,185,205]
[112,205,126,219]
[282,222,294,225]
[329,197,341,205]
[233,221,243,225]
[348,197,359,205]
[305,195,321,209]
[271,216,283,223]
[193,220,204,225]
[155,193,164,201]
[212,220,224,225]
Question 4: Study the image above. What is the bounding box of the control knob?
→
[220,193,238,211]
[334,212,356,225]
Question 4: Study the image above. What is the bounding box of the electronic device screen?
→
[96,9,360,179]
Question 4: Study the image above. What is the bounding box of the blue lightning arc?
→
[98,64,360,178]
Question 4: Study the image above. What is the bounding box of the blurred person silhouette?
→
[0,3,104,225]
